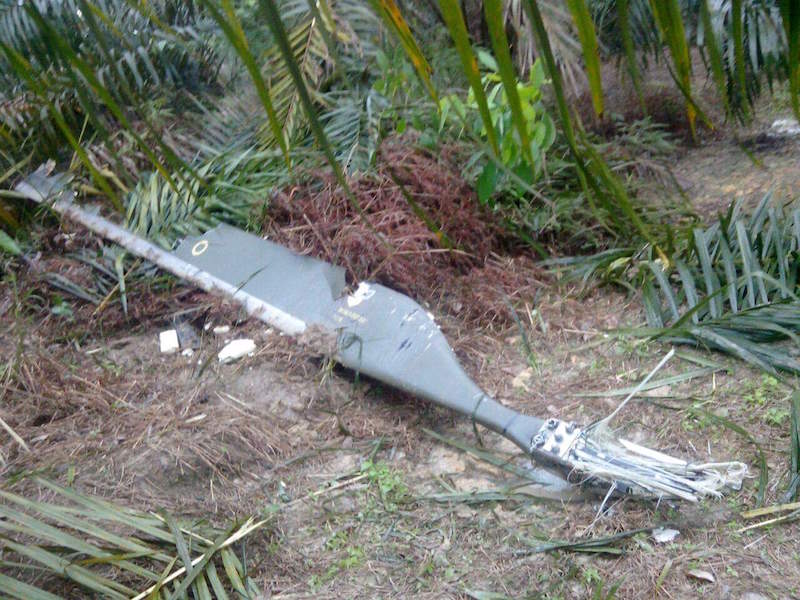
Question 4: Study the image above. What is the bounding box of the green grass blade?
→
[731,0,749,116]
[649,0,697,137]
[618,0,645,110]
[699,0,730,115]
[566,0,603,117]
[438,0,499,155]
[779,0,800,119]
[484,0,533,166]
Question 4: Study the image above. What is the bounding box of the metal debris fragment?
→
[17,166,748,503]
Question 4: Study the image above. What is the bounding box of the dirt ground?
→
[2,112,800,598]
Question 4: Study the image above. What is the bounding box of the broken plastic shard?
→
[218,339,256,363]
[652,527,680,543]
[159,329,179,354]
[770,118,800,137]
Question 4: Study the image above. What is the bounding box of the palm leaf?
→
[565,0,603,117]
[520,0,660,251]
[483,0,533,166]
[437,0,499,155]
[640,193,800,376]
[779,0,800,119]
[369,0,436,100]
[617,0,645,110]
[649,0,696,137]
[0,478,268,599]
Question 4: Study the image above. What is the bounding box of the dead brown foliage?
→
[265,141,544,328]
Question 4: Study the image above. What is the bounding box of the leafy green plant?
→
[765,406,790,427]
[439,52,556,205]
[360,459,408,510]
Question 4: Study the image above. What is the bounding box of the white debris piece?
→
[213,325,231,335]
[159,329,179,354]
[770,118,800,136]
[686,569,715,583]
[346,282,375,307]
[181,348,194,357]
[652,527,680,544]
[218,338,256,363]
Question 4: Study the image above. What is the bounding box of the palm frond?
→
[124,146,288,247]
[641,194,800,375]
[0,478,268,599]
[0,0,219,174]
[503,0,585,95]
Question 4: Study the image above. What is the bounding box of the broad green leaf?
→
[477,161,498,205]
[0,229,20,255]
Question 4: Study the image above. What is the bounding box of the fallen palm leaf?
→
[0,478,268,599]
[513,527,652,556]
[610,193,800,377]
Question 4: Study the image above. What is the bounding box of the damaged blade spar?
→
[16,166,747,502]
